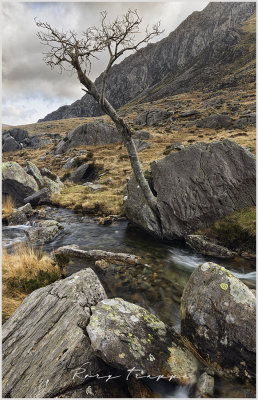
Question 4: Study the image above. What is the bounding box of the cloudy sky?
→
[2,1,210,126]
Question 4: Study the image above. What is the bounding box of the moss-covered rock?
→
[87,298,199,386]
[180,262,256,384]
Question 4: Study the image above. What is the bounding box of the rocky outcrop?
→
[87,297,199,385]
[55,121,122,154]
[186,234,237,259]
[2,269,107,398]
[124,140,256,239]
[135,109,172,126]
[196,113,232,129]
[38,3,255,121]
[2,162,39,207]
[2,129,59,152]
[180,262,256,383]
[70,163,96,183]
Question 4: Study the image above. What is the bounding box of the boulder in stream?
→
[124,140,256,239]
[180,262,256,383]
[2,269,107,398]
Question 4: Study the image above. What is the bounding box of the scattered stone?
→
[195,372,214,397]
[82,182,103,191]
[87,297,198,385]
[25,161,44,188]
[55,122,122,154]
[180,262,256,383]
[133,130,153,140]
[24,187,51,207]
[178,110,201,118]
[135,110,172,126]
[9,203,34,225]
[196,114,232,129]
[63,156,81,170]
[186,235,236,259]
[70,164,95,183]
[2,162,39,207]
[133,139,152,152]
[27,219,64,244]
[171,142,184,150]
[2,269,107,398]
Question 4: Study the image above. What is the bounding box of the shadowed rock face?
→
[38,2,256,122]
[55,121,122,154]
[124,140,256,239]
[2,269,107,398]
[180,262,256,383]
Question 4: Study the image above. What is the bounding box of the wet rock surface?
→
[2,269,107,398]
[186,234,236,259]
[87,297,199,385]
[180,262,256,383]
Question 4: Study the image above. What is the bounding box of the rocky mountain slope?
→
[39,2,256,122]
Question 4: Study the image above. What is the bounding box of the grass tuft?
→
[2,195,14,219]
[2,244,62,323]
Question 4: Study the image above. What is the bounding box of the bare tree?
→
[36,10,163,217]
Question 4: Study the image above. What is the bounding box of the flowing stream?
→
[2,206,256,397]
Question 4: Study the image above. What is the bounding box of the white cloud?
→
[2,1,209,125]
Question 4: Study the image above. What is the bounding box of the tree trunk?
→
[75,66,159,217]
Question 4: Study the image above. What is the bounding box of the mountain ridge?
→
[38,2,256,122]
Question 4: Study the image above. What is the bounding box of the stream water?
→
[2,206,256,397]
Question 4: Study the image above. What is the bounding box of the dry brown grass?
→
[2,245,62,323]
[2,195,14,219]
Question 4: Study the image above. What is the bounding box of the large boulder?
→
[196,113,232,129]
[25,161,45,188]
[24,187,52,206]
[55,121,122,154]
[70,163,96,183]
[180,262,256,383]
[87,297,199,385]
[2,162,39,207]
[2,134,20,152]
[2,269,107,398]
[135,109,172,126]
[124,140,256,239]
[3,128,29,142]
[27,219,64,244]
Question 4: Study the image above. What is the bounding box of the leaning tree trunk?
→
[75,65,159,218]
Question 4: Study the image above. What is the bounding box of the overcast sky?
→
[2,1,210,126]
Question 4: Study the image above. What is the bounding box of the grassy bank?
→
[2,245,62,323]
[198,207,256,253]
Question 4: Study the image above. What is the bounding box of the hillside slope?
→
[38,2,256,122]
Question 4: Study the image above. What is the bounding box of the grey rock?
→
[124,140,256,239]
[135,109,172,126]
[44,176,61,194]
[133,139,152,152]
[24,187,51,207]
[180,262,256,383]
[70,164,95,183]
[171,142,184,150]
[133,130,153,140]
[55,122,122,154]
[25,161,44,188]
[186,235,236,259]
[178,110,201,118]
[9,203,34,225]
[2,162,39,207]
[2,269,107,398]
[195,372,214,397]
[196,113,232,129]
[2,135,20,152]
[41,167,63,186]
[87,297,198,385]
[38,3,255,122]
[63,156,81,170]
[233,113,256,129]
[27,219,64,244]
[3,128,29,142]
[83,182,103,191]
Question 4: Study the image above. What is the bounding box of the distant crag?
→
[39,2,256,122]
